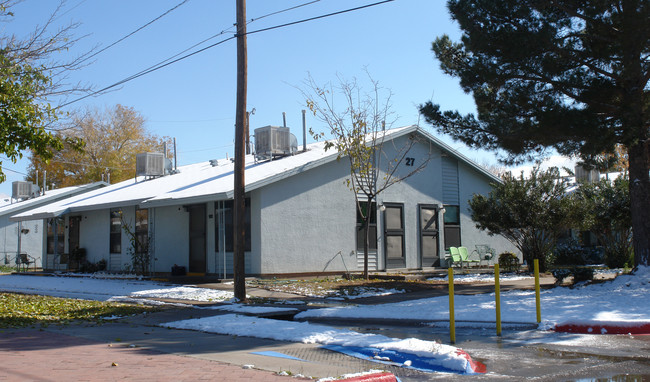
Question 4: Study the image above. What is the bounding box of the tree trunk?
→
[620,0,649,268]
[363,213,370,280]
[627,141,650,267]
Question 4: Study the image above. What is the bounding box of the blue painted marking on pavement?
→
[250,351,309,362]
[321,345,475,375]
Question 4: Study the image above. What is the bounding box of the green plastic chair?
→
[459,246,480,267]
[448,247,462,267]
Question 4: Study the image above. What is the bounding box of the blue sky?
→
[2,0,500,196]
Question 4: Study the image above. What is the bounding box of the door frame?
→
[383,202,405,269]
[187,204,207,274]
[418,204,440,268]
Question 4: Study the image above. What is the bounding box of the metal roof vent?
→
[254,125,297,160]
[12,181,39,200]
[136,152,168,178]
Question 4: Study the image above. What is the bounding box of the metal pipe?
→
[282,112,287,128]
[302,109,307,152]
[173,138,178,171]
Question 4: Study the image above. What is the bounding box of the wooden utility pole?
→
[233,0,247,302]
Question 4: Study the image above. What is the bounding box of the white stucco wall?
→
[0,217,43,267]
[152,205,189,273]
[257,158,356,274]
[79,209,111,267]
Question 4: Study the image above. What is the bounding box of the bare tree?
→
[0,0,92,181]
[304,73,431,279]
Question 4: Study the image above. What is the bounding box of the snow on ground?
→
[2,267,649,374]
[328,287,406,300]
[0,274,234,303]
[428,273,533,283]
[298,267,650,330]
[209,305,299,314]
[163,313,474,374]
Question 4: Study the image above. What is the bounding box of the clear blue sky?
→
[2,0,501,196]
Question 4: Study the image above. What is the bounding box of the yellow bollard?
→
[535,259,541,323]
[448,267,456,344]
[495,263,501,336]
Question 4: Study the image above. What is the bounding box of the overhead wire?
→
[77,0,191,65]
[243,0,394,37]
[56,0,394,110]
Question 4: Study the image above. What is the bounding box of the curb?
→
[554,322,650,335]
[340,372,397,382]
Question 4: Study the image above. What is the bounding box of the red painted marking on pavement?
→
[456,349,487,374]
[554,322,650,335]
[340,372,397,382]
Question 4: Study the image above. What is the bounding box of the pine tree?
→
[420,1,650,266]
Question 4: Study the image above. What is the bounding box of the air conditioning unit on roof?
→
[12,181,38,200]
[254,126,297,160]
[136,152,165,177]
[575,165,600,183]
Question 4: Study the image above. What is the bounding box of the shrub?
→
[551,268,572,284]
[553,240,588,266]
[571,267,594,283]
[551,266,594,285]
[604,242,633,269]
[498,252,520,273]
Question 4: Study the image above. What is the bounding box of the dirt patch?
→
[247,277,448,298]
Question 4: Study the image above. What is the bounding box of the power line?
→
[1,166,28,176]
[78,0,191,65]
[249,0,321,23]
[56,35,236,109]
[56,0,394,109]
[242,0,394,37]
[33,158,134,171]
[178,143,233,154]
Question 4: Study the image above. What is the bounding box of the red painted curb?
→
[554,322,650,335]
[340,372,397,382]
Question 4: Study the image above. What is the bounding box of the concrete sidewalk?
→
[0,329,295,382]
[0,306,430,381]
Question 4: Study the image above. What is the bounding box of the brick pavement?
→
[0,330,296,381]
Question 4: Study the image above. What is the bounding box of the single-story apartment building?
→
[12,126,518,277]
[1,182,106,269]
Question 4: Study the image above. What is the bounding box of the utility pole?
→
[233,0,247,302]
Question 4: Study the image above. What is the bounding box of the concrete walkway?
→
[0,329,295,382]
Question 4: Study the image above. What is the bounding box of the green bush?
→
[551,266,594,285]
[604,243,633,269]
[551,268,572,284]
[571,267,594,283]
[498,252,520,273]
[554,240,604,266]
[79,259,108,274]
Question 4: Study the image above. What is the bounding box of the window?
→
[215,198,251,252]
[356,201,377,251]
[384,204,405,267]
[110,209,122,254]
[135,208,148,254]
[443,205,461,249]
[46,217,65,255]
